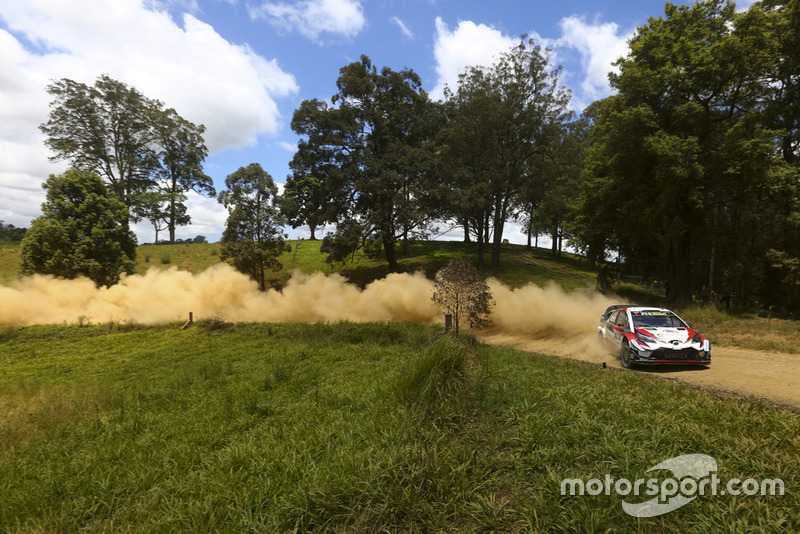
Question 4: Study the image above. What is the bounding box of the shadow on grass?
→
[632,363,712,374]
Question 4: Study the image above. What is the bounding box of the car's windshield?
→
[631,311,685,328]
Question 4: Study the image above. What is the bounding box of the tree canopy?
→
[218,163,287,291]
[440,38,572,267]
[20,169,137,286]
[432,257,494,335]
[40,75,213,241]
[290,55,441,271]
[571,0,798,305]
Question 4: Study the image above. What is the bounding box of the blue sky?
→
[0,0,756,243]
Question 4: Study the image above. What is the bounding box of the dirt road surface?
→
[479,331,800,408]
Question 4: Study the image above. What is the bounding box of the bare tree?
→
[432,258,494,335]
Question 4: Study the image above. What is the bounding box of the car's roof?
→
[625,307,677,313]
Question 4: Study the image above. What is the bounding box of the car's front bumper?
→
[630,346,711,365]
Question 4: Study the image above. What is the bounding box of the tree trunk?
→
[168,197,177,244]
[475,217,486,265]
[557,227,563,258]
[526,220,532,249]
[463,219,471,243]
[490,196,507,268]
[384,237,399,272]
[309,224,317,240]
[667,229,692,302]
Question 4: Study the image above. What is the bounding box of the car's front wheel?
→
[620,341,632,369]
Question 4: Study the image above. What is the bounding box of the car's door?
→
[604,310,620,347]
[611,309,628,349]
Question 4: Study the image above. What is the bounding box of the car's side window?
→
[616,312,627,328]
[608,311,619,324]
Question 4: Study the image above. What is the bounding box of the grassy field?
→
[133,240,598,290]
[0,321,796,532]
[0,244,22,285]
[1,239,598,290]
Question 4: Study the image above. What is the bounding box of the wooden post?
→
[445,314,452,332]
[181,312,194,330]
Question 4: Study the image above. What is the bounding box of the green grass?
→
[0,244,22,285]
[0,322,797,532]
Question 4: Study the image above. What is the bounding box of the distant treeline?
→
[140,235,208,246]
[0,221,26,244]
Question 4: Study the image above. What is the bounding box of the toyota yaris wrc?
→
[598,306,711,368]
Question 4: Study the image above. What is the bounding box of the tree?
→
[152,108,215,243]
[280,174,326,240]
[40,75,160,210]
[290,56,441,271]
[137,190,171,244]
[20,169,136,286]
[518,115,589,255]
[40,75,212,236]
[432,258,494,336]
[574,1,779,302]
[442,38,572,267]
[218,164,287,291]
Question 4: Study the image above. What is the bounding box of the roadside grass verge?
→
[0,322,797,532]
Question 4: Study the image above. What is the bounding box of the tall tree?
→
[218,163,287,291]
[152,108,215,243]
[759,0,800,308]
[279,174,326,240]
[40,75,160,210]
[290,56,440,271]
[20,169,136,286]
[40,75,211,237]
[575,0,778,302]
[443,38,572,267]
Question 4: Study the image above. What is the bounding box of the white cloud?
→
[553,16,631,108]
[430,14,631,111]
[249,0,365,41]
[0,0,298,227]
[430,17,517,101]
[391,16,413,39]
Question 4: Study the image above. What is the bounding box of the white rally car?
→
[598,306,711,368]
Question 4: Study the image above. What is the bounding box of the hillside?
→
[1,322,796,532]
[0,240,598,290]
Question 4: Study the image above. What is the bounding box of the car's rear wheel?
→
[620,341,632,369]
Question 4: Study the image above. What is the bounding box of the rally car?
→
[598,305,711,368]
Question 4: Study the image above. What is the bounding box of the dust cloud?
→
[0,264,438,326]
[480,280,617,364]
[0,265,617,360]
